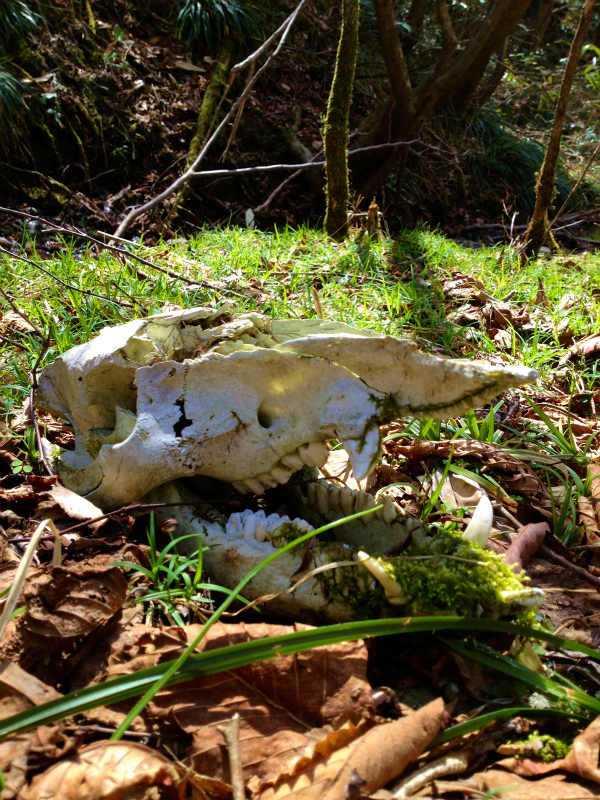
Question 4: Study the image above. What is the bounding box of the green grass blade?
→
[1,617,599,741]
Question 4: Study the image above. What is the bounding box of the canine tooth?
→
[281,452,304,471]
[382,495,397,524]
[340,427,380,481]
[241,477,267,495]
[307,483,317,507]
[257,472,279,489]
[357,551,407,605]
[315,482,329,515]
[339,487,355,516]
[298,441,329,468]
[269,464,294,484]
[462,495,493,546]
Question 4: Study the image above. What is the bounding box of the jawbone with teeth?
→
[36,306,543,620]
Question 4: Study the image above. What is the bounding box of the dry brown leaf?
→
[0,661,67,799]
[23,564,127,638]
[577,496,600,545]
[505,523,549,572]
[589,463,600,528]
[0,310,36,334]
[434,769,597,799]
[441,273,489,302]
[90,622,374,788]
[23,740,204,800]
[535,277,551,308]
[257,697,445,800]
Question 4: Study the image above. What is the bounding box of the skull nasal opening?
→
[257,401,287,429]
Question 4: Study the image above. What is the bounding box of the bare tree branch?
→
[113,0,308,240]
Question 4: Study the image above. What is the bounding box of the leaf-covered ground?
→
[1,223,600,798]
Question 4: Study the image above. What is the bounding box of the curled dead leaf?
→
[257,697,445,800]
[505,523,549,573]
[23,740,204,800]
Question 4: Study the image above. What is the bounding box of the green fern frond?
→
[175,0,258,52]
[0,0,39,51]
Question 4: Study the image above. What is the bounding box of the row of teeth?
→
[226,509,313,542]
[231,441,330,496]
[306,482,401,526]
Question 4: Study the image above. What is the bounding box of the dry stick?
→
[29,333,54,476]
[539,544,600,590]
[217,714,245,800]
[0,206,246,298]
[113,0,309,239]
[0,332,25,349]
[548,142,600,232]
[0,246,134,309]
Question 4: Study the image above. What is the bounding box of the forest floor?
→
[0,225,600,798]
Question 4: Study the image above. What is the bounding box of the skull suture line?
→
[38,306,537,511]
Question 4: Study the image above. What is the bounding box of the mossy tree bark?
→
[324,0,359,239]
[174,40,233,216]
[523,0,596,258]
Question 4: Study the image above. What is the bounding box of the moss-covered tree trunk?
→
[524,0,596,258]
[174,40,233,217]
[324,0,359,239]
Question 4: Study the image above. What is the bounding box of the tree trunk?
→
[324,0,360,239]
[523,0,596,258]
[350,0,532,197]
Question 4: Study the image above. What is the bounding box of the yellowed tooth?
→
[232,481,251,495]
[328,485,341,512]
[382,495,397,524]
[269,464,294,484]
[257,472,279,489]
[298,441,329,468]
[241,477,267,494]
[307,482,317,507]
[339,487,355,516]
[315,482,329,515]
[280,451,304,471]
[360,492,376,525]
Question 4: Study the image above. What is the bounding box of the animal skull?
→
[38,306,536,510]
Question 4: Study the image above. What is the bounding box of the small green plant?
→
[112,514,249,626]
[175,0,258,52]
[11,458,32,475]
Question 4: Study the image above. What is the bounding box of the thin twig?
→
[217,714,245,800]
[0,206,249,299]
[0,246,134,309]
[0,332,25,349]
[540,544,600,589]
[29,333,54,476]
[548,142,600,231]
[113,0,309,238]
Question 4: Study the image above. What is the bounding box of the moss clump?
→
[511,732,572,762]
[381,527,530,617]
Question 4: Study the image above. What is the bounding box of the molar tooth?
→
[328,485,341,512]
[269,464,294,484]
[382,495,397,524]
[307,482,317,507]
[280,452,304,471]
[340,427,380,481]
[298,441,329,468]
[339,487,355,516]
[292,518,313,533]
[226,512,241,536]
[242,514,257,538]
[232,481,251,495]
[241,477,267,495]
[257,472,279,489]
[315,482,329,515]
[359,492,376,525]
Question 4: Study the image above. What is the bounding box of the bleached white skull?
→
[38,306,536,510]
